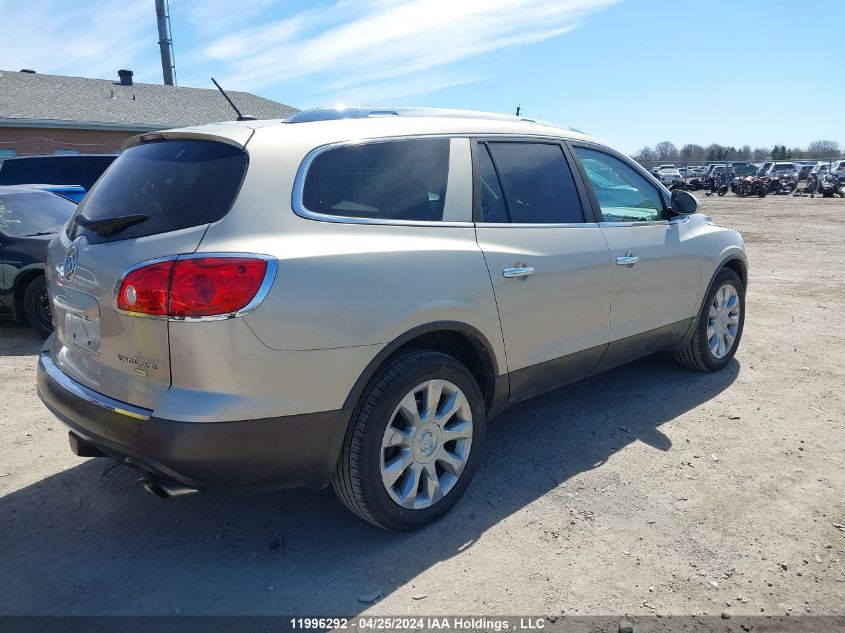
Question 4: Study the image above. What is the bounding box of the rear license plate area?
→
[63,312,101,354]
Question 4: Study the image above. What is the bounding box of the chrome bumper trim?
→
[39,352,152,421]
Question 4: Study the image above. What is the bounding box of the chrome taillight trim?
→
[113,252,278,322]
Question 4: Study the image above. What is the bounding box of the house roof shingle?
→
[0,70,298,130]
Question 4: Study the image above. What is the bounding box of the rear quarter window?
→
[69,140,247,244]
[302,138,450,222]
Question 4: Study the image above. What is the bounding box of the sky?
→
[0,0,841,153]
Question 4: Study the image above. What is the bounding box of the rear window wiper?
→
[75,213,149,237]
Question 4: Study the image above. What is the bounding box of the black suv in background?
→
[0,186,78,336]
[0,154,116,191]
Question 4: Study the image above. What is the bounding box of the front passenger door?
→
[570,144,701,359]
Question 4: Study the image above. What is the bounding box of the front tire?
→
[675,268,745,372]
[333,350,486,530]
[23,276,54,338]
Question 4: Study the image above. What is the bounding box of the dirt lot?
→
[0,193,843,617]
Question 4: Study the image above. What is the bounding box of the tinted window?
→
[69,140,247,244]
[486,142,583,224]
[477,144,508,223]
[574,147,664,222]
[0,190,77,237]
[303,139,449,221]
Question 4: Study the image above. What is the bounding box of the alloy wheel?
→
[380,379,473,510]
[707,283,740,359]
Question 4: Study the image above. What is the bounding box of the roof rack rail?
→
[284,106,573,130]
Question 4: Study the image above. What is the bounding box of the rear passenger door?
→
[473,140,611,401]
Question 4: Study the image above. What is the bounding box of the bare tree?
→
[752,147,769,160]
[655,141,678,162]
[807,140,840,157]
[680,144,704,162]
[633,146,657,163]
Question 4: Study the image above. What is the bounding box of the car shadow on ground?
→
[0,321,43,356]
[0,354,738,615]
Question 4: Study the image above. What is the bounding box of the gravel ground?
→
[0,193,843,617]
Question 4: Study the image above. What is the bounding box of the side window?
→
[302,138,449,221]
[573,147,665,223]
[484,142,584,224]
[477,144,508,223]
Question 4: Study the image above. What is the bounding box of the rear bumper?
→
[36,352,350,490]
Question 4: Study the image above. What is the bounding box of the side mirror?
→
[671,189,698,215]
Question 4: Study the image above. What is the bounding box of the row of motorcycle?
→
[668,173,845,198]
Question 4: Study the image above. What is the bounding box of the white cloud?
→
[0,0,158,82]
[0,0,618,103]
[203,0,619,101]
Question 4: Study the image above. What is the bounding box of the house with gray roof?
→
[0,69,297,157]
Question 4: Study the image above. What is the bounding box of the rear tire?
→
[23,276,54,339]
[675,268,745,372]
[333,350,486,530]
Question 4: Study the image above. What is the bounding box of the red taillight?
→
[169,257,267,317]
[116,256,270,318]
[116,260,174,315]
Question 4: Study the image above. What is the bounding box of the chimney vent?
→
[118,69,134,86]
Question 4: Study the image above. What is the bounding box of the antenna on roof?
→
[211,77,257,121]
[515,105,521,117]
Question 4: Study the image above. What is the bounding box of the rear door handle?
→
[616,254,639,267]
[503,264,535,279]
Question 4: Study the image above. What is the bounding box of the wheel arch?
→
[719,256,747,288]
[342,321,503,415]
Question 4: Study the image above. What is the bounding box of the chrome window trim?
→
[39,352,152,421]
[599,216,690,228]
[474,137,594,227]
[476,222,602,229]
[291,133,580,227]
[291,135,473,227]
[113,252,278,322]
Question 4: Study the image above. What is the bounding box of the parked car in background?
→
[21,184,88,203]
[724,162,751,176]
[702,164,726,179]
[704,165,735,183]
[756,162,774,176]
[36,106,748,530]
[0,186,78,337]
[810,162,832,179]
[0,154,117,193]
[678,166,703,178]
[766,162,798,177]
[796,165,815,181]
[831,159,845,183]
[656,164,683,182]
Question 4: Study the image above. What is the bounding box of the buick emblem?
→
[63,246,79,282]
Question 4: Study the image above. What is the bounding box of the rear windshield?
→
[0,155,116,190]
[302,139,450,221]
[69,140,247,244]
[0,190,77,237]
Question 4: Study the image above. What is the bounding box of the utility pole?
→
[155,0,176,86]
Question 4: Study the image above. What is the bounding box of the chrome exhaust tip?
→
[141,478,198,499]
